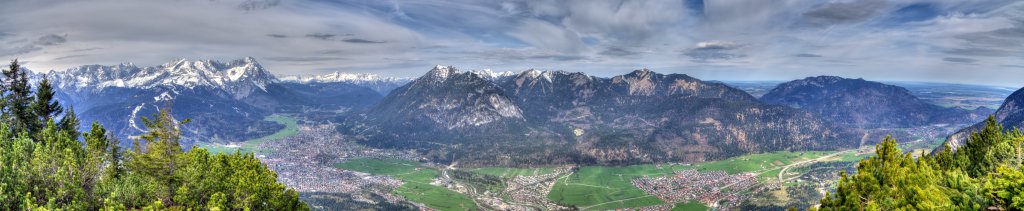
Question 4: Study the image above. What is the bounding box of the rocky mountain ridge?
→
[761,76,990,129]
[347,67,861,166]
[941,86,1024,151]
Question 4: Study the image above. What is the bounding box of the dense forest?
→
[818,116,1024,210]
[0,60,307,210]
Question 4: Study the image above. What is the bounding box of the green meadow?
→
[336,151,840,210]
[336,158,476,211]
[471,167,557,178]
[394,183,477,211]
[672,201,710,211]
[200,114,299,154]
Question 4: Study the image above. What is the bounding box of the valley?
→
[199,114,299,154]
[9,1,1024,210]
[32,58,1018,210]
[209,110,973,210]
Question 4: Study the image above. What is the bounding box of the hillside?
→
[346,67,861,166]
[42,58,384,146]
[761,76,989,128]
[942,86,1024,151]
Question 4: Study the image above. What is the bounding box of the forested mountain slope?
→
[347,66,861,166]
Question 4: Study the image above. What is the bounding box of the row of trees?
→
[0,59,307,210]
[818,116,1024,210]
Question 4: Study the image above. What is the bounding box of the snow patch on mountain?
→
[278,71,412,95]
[471,69,517,80]
[423,65,457,82]
[278,72,408,84]
[520,69,554,82]
[46,57,277,98]
[129,103,146,132]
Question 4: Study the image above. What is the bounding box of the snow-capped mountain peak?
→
[278,70,412,95]
[48,57,278,98]
[278,71,404,83]
[471,69,517,80]
[519,68,553,82]
[423,65,458,82]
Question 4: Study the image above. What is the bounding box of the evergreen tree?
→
[122,107,307,210]
[0,123,34,209]
[820,116,1024,210]
[0,67,307,210]
[129,108,189,205]
[58,106,80,134]
[29,76,62,137]
[27,120,89,209]
[1,59,33,133]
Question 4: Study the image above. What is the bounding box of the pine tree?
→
[0,64,6,119]
[129,107,190,206]
[821,117,1024,210]
[31,76,62,122]
[1,59,33,133]
[58,106,80,134]
[0,58,305,209]
[30,76,62,137]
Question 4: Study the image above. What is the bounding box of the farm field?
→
[692,151,832,174]
[200,114,299,154]
[547,151,840,210]
[394,183,477,211]
[546,164,687,210]
[472,167,557,178]
[336,158,479,210]
[672,201,710,211]
[335,158,438,184]
[336,151,850,210]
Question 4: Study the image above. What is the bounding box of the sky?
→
[1,0,1023,86]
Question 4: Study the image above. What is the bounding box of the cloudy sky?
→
[1,0,1023,86]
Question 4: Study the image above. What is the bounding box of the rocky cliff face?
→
[347,67,861,166]
[42,57,382,146]
[364,65,526,129]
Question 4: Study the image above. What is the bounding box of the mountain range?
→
[942,87,1024,151]
[38,57,390,146]
[30,58,1009,166]
[279,72,411,95]
[760,76,991,129]
[345,66,861,166]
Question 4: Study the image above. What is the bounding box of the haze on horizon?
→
[0,0,1022,86]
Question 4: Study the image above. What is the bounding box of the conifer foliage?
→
[819,116,1024,210]
[0,59,307,210]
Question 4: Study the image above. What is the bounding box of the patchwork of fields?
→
[334,150,866,210]
[336,159,476,211]
[200,114,300,154]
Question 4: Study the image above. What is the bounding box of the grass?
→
[449,170,508,194]
[334,158,438,184]
[335,158,477,210]
[672,201,709,211]
[546,151,834,210]
[586,195,666,210]
[547,165,681,210]
[199,114,299,154]
[836,151,868,162]
[691,151,831,174]
[334,151,840,210]
[758,168,783,181]
[394,183,476,211]
[471,167,556,178]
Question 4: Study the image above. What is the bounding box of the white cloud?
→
[0,0,422,74]
[507,19,584,54]
[0,0,1022,86]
